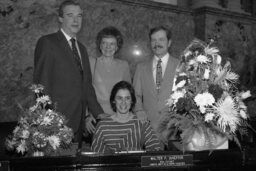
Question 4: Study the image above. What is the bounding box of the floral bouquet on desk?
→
[5,84,74,156]
[159,39,253,151]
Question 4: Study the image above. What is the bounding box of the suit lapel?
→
[77,42,86,68]
[145,59,158,97]
[56,31,83,74]
[160,56,178,94]
[57,31,75,62]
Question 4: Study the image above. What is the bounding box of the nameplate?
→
[141,154,193,167]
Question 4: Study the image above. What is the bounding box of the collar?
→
[153,53,169,69]
[153,53,169,63]
[111,112,134,123]
[61,28,77,42]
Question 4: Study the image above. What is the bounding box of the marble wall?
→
[0,0,255,122]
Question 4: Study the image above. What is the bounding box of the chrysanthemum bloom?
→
[196,55,210,64]
[214,96,240,133]
[48,136,60,150]
[194,92,215,113]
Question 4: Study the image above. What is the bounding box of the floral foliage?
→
[159,39,252,149]
[5,84,74,155]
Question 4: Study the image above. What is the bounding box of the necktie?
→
[70,38,83,75]
[156,59,162,92]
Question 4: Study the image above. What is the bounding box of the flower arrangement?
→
[5,84,74,156]
[159,39,252,150]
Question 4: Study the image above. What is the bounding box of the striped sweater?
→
[91,115,162,153]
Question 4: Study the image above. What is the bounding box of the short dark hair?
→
[149,26,172,40]
[58,0,81,17]
[96,26,123,56]
[110,81,136,113]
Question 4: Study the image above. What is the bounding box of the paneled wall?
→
[0,0,255,122]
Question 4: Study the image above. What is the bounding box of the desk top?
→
[4,148,256,171]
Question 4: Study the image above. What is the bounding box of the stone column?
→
[191,0,221,9]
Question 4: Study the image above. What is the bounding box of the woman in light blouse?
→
[86,26,131,134]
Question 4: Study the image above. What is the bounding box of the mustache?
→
[153,45,163,49]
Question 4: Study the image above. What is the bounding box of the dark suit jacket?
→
[33,30,103,133]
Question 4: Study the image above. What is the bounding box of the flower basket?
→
[5,84,74,156]
[185,126,228,151]
[159,39,252,151]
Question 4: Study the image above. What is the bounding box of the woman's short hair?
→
[96,26,123,55]
[110,81,136,112]
[149,26,172,41]
[58,0,80,17]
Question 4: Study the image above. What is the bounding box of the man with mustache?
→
[133,26,179,147]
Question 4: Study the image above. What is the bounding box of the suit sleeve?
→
[132,63,144,112]
[82,49,104,117]
[33,36,54,95]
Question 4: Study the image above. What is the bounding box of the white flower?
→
[47,136,60,150]
[13,126,20,134]
[188,59,196,65]
[239,110,248,119]
[214,54,222,64]
[29,105,38,112]
[36,95,50,104]
[214,96,240,133]
[205,113,215,122]
[184,51,192,58]
[17,140,26,154]
[179,72,187,76]
[33,131,40,136]
[176,80,186,89]
[46,109,54,115]
[6,139,16,149]
[203,68,210,79]
[194,92,215,108]
[204,46,219,56]
[21,130,30,139]
[196,55,210,63]
[171,90,185,104]
[199,106,206,113]
[41,116,52,126]
[240,91,251,99]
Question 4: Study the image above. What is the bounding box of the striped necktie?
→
[156,59,162,92]
[70,38,83,75]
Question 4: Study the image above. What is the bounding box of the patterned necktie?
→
[156,59,162,92]
[70,38,83,75]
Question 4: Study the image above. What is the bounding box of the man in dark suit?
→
[33,0,104,142]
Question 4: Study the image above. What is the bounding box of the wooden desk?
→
[7,148,256,171]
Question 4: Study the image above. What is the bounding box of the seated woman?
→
[91,81,162,153]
